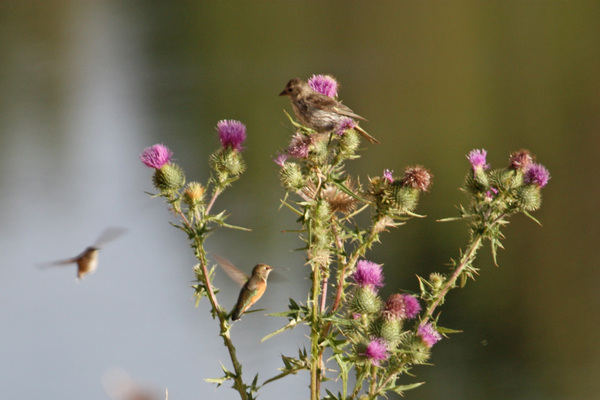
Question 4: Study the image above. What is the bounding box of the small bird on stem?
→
[38,227,127,280]
[279,77,380,144]
[213,254,273,321]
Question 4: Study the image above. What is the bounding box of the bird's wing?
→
[308,92,367,121]
[331,101,367,121]
[93,227,128,248]
[37,258,77,269]
[212,254,248,287]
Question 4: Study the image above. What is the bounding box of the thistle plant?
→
[141,76,550,400]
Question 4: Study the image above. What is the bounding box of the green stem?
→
[420,234,483,326]
[195,241,248,400]
[310,262,321,400]
[368,364,378,398]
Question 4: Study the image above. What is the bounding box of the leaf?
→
[204,376,229,386]
[392,381,425,395]
[331,179,368,203]
[261,318,300,342]
[522,210,542,226]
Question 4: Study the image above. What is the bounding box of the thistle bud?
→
[338,128,360,154]
[429,273,445,291]
[209,148,246,179]
[371,316,402,345]
[183,182,205,207]
[279,162,305,191]
[152,163,185,193]
[466,149,490,192]
[351,286,382,315]
[515,185,542,211]
[402,333,433,365]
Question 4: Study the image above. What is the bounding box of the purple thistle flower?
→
[485,186,499,201]
[524,163,550,188]
[308,74,338,98]
[402,294,421,319]
[418,323,442,348]
[287,133,312,159]
[362,338,389,365]
[467,149,490,171]
[336,117,356,136]
[217,120,247,151]
[383,293,421,320]
[273,153,288,167]
[140,144,173,169]
[353,260,384,290]
[383,169,394,184]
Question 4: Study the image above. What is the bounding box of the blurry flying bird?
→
[38,227,127,280]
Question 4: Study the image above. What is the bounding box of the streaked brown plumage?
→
[279,78,380,144]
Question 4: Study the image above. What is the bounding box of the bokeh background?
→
[1,2,599,399]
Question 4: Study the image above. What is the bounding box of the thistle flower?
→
[401,166,432,192]
[140,144,173,169]
[287,133,313,159]
[382,293,421,320]
[485,186,499,201]
[402,294,421,319]
[274,153,288,167]
[383,169,394,184]
[467,149,490,172]
[336,117,356,136]
[362,338,389,365]
[509,149,533,172]
[353,260,384,291]
[524,163,550,188]
[417,323,442,348]
[217,120,247,151]
[308,74,338,98]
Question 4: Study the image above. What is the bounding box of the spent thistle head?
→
[401,166,432,192]
[509,149,534,172]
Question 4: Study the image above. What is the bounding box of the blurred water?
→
[1,2,599,400]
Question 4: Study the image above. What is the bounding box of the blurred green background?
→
[1,2,599,399]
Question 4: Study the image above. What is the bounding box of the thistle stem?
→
[310,263,321,400]
[420,234,483,326]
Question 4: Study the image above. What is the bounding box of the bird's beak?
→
[279,89,287,96]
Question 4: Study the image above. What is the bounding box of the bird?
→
[213,254,273,321]
[38,227,127,280]
[279,78,380,144]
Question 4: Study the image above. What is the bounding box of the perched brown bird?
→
[213,254,273,321]
[38,227,127,280]
[279,78,380,144]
